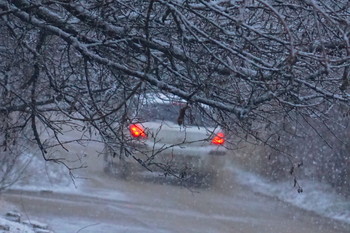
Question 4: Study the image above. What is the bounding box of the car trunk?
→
[141,121,218,147]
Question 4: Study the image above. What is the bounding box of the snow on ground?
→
[0,217,35,233]
[14,153,77,191]
[1,189,53,232]
[230,164,350,225]
[12,153,128,202]
[7,151,350,229]
[0,210,54,233]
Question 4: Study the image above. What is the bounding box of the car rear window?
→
[133,101,216,127]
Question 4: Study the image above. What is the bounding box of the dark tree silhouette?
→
[0,0,349,186]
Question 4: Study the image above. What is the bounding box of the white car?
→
[104,93,227,182]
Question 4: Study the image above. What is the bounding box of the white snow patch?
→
[231,165,350,225]
[12,153,129,202]
[23,219,49,230]
[14,153,81,191]
[0,217,35,233]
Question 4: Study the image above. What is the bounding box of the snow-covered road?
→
[1,128,349,233]
[2,166,349,233]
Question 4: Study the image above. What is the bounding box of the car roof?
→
[139,93,186,105]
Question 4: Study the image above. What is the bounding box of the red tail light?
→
[211,132,225,145]
[129,124,147,138]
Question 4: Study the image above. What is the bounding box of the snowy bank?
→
[0,211,53,233]
[231,165,350,225]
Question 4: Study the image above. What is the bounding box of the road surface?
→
[1,131,349,233]
[2,168,349,232]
